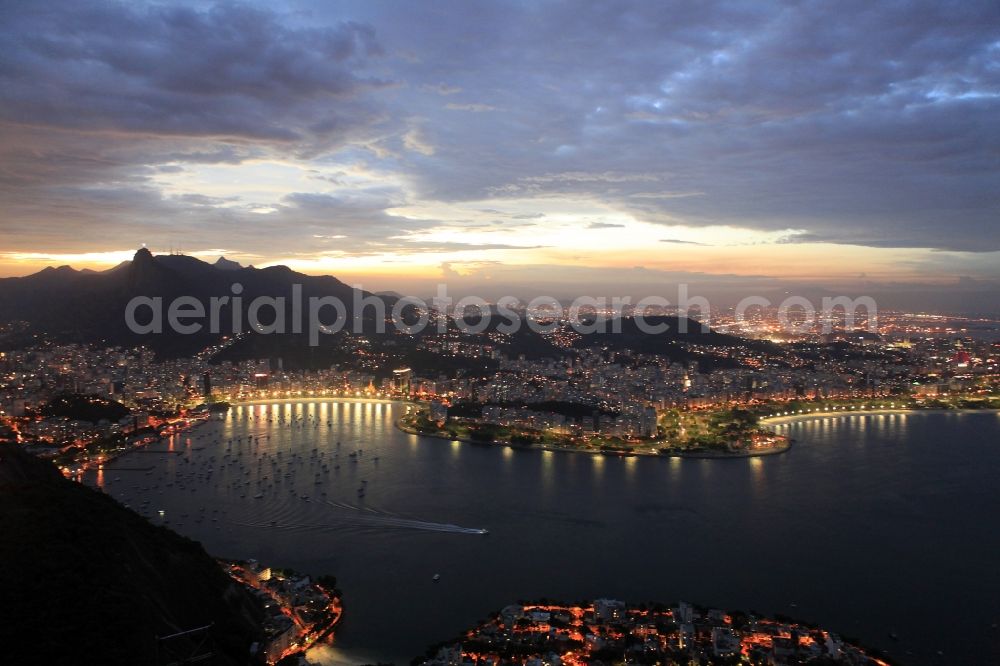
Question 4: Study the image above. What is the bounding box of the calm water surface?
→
[85,402,1000,665]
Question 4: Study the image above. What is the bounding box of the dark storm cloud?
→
[0,0,406,259]
[0,0,387,140]
[356,0,1000,251]
[1,0,998,269]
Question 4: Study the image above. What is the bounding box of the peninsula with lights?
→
[395,400,792,458]
[1,251,997,471]
[416,599,892,665]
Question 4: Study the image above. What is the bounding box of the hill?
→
[41,392,131,423]
[0,252,766,371]
[569,315,776,367]
[0,444,265,665]
[0,249,392,357]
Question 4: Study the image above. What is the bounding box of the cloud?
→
[588,222,625,229]
[445,103,497,112]
[372,1,1000,252]
[1,0,998,299]
[660,238,707,246]
[398,240,546,252]
[277,190,425,241]
[423,83,462,95]
[0,1,388,142]
[402,125,435,155]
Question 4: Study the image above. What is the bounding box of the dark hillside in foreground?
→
[0,444,264,665]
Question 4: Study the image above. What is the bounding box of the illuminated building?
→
[392,367,412,394]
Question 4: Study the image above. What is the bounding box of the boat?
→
[253,493,263,499]
[432,573,441,582]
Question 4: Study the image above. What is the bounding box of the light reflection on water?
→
[83,403,1000,666]
[541,449,555,492]
[748,456,765,500]
[590,452,605,477]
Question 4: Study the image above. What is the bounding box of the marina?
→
[82,401,1000,665]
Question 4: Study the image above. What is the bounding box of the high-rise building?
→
[392,367,412,394]
[640,406,658,438]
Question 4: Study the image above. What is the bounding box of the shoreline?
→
[761,406,1000,427]
[394,417,791,460]
[66,414,214,477]
[230,397,412,407]
[216,398,997,462]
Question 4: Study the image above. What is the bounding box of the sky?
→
[0,0,998,310]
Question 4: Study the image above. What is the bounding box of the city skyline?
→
[5,4,1000,665]
[1,1,998,311]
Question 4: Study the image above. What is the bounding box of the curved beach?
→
[761,406,1000,427]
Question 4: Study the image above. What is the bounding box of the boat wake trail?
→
[233,501,488,535]
[321,499,488,534]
